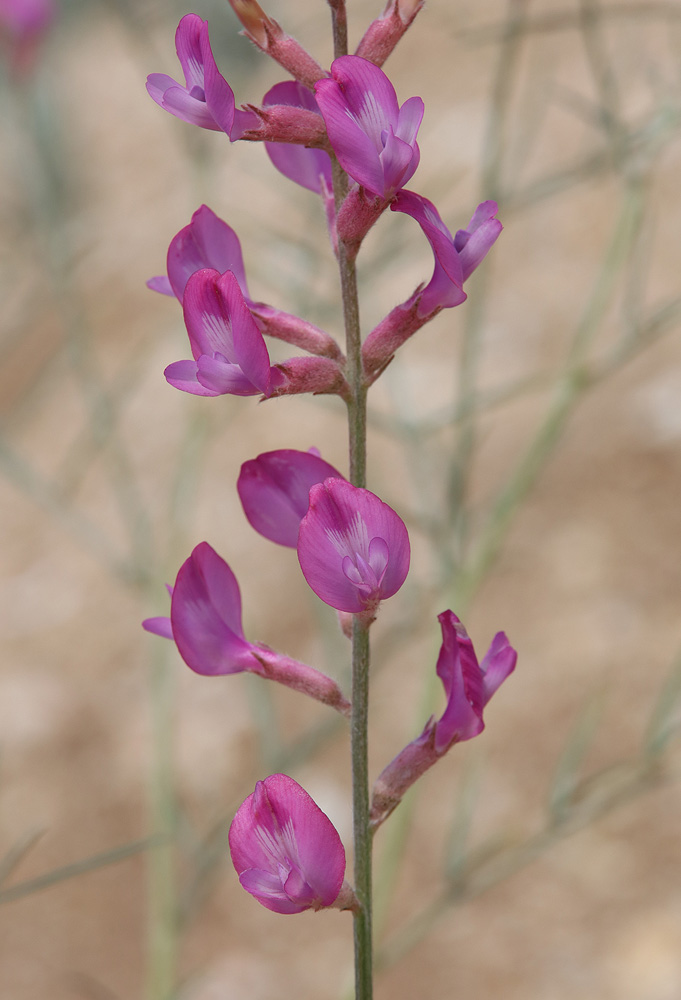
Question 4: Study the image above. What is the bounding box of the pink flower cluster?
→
[143,1,515,918]
[147,12,503,398]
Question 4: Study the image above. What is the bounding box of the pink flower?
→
[297,479,410,615]
[371,611,516,827]
[142,542,350,713]
[147,205,249,301]
[0,0,54,73]
[229,774,346,914]
[164,268,282,397]
[238,448,344,547]
[314,55,423,199]
[147,14,256,137]
[392,192,502,316]
[361,196,502,379]
[148,206,343,360]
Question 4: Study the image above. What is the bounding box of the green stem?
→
[329,7,372,996]
[351,618,372,1000]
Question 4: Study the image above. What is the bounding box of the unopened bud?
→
[355,0,425,67]
[270,356,351,401]
[228,0,274,47]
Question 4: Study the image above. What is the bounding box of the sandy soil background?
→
[1,0,681,997]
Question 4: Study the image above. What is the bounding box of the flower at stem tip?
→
[297,478,410,618]
[142,542,350,715]
[370,611,517,828]
[229,774,355,914]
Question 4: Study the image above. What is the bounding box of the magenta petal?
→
[395,95,424,146]
[329,55,400,142]
[457,218,503,282]
[379,127,417,195]
[229,774,345,914]
[298,478,410,613]
[166,205,248,302]
[263,82,333,195]
[392,190,466,314]
[434,611,485,750]
[238,449,344,547]
[315,56,421,197]
[164,359,222,396]
[174,13,205,89]
[148,14,238,136]
[142,616,173,639]
[200,25,237,134]
[315,77,384,196]
[480,631,517,703]
[182,269,273,395]
[147,275,174,296]
[194,354,263,396]
[170,542,255,676]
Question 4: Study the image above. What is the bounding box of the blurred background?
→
[1,0,681,997]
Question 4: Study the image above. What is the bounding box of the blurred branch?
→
[0,835,162,905]
[462,3,681,46]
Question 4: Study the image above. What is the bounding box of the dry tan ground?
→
[1,0,681,997]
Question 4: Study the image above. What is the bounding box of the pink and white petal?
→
[160,86,221,130]
[314,78,385,196]
[330,55,400,142]
[175,13,205,90]
[142,616,173,639]
[238,870,307,914]
[146,275,174,296]
[298,479,409,611]
[171,542,254,675]
[201,27,237,135]
[146,73,181,108]
[480,631,517,703]
[217,271,273,394]
[379,128,416,194]
[195,354,262,396]
[182,269,233,359]
[164,359,222,396]
[167,207,248,302]
[263,775,345,905]
[395,95,424,145]
[457,218,503,282]
[464,200,499,235]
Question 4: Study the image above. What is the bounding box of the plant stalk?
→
[329,5,372,996]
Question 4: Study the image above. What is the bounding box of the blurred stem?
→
[331,9,372,999]
[455,176,646,608]
[146,643,178,1000]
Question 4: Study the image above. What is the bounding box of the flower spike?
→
[229,774,352,914]
[370,611,516,828]
[143,542,351,715]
